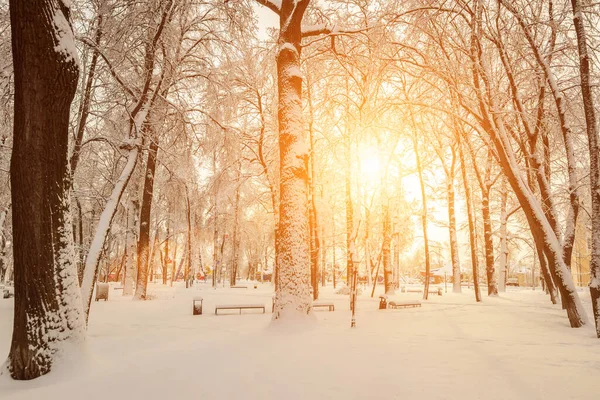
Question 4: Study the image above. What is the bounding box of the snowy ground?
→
[1,282,599,400]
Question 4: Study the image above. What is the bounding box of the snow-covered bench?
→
[313,301,335,311]
[404,286,442,296]
[215,304,265,315]
[388,300,421,309]
[231,285,248,289]
[378,295,421,309]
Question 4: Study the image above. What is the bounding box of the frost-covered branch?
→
[244,0,281,16]
[301,24,371,38]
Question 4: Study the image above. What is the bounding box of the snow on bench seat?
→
[388,300,421,309]
[313,301,335,311]
[404,286,442,295]
[214,304,265,315]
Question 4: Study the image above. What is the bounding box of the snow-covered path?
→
[1,283,599,399]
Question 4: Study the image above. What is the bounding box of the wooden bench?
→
[313,301,335,311]
[231,285,248,289]
[388,300,421,309]
[215,304,265,315]
[193,296,203,315]
[404,286,442,296]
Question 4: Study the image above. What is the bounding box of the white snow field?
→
[1,282,599,400]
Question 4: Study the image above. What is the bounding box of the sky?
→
[255,4,278,40]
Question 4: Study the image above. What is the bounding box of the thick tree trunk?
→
[7,0,85,379]
[134,137,159,299]
[570,0,600,336]
[272,0,313,319]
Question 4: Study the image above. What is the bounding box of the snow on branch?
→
[251,0,281,16]
[301,23,371,38]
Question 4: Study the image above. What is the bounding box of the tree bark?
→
[482,151,497,296]
[123,194,139,296]
[383,204,394,294]
[570,0,600,336]
[307,77,320,300]
[447,148,461,293]
[231,171,241,287]
[272,0,313,319]
[185,187,192,288]
[413,135,431,300]
[498,180,508,292]
[134,136,159,299]
[8,0,85,379]
[459,137,482,302]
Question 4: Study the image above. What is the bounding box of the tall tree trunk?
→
[231,174,241,287]
[459,138,482,302]
[393,231,400,291]
[345,140,354,288]
[307,72,320,299]
[272,0,313,319]
[134,136,159,300]
[498,180,508,292]
[413,135,431,300]
[230,159,242,287]
[8,0,85,379]
[332,214,337,289]
[171,238,177,286]
[447,149,461,293]
[383,204,394,295]
[163,220,170,285]
[570,0,600,336]
[321,225,326,287]
[123,194,139,296]
[185,187,192,288]
[482,189,497,296]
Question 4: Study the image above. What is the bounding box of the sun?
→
[359,147,381,181]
